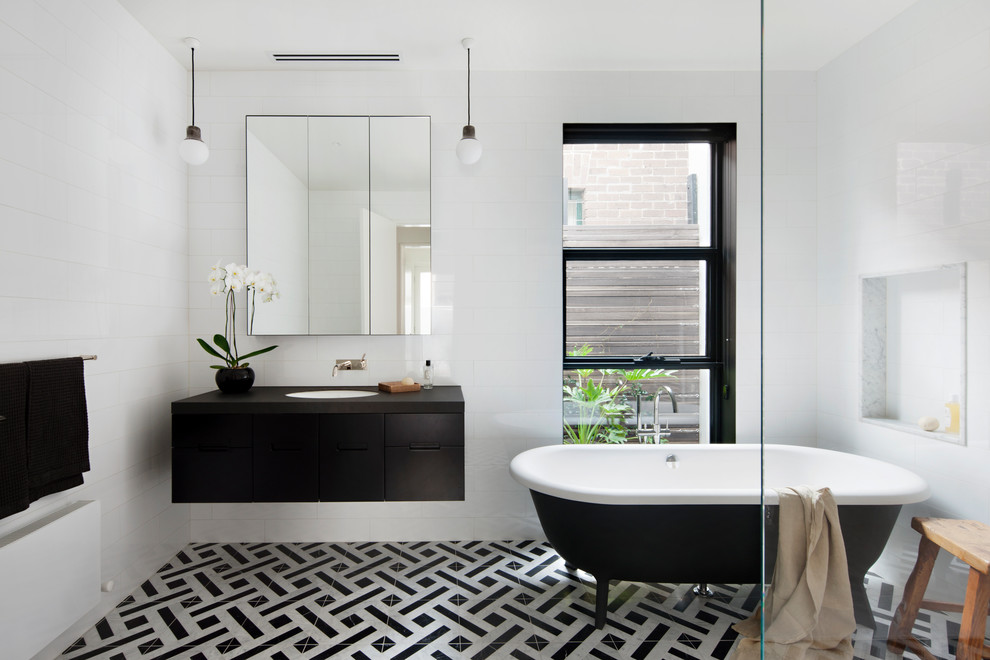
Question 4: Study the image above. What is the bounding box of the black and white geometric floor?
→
[59,541,960,659]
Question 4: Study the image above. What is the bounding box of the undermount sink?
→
[285,390,378,399]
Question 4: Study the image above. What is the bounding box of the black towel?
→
[0,362,29,519]
[26,357,90,501]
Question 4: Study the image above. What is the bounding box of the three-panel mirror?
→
[246,115,431,335]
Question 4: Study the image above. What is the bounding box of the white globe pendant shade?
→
[456,125,482,165]
[179,125,210,165]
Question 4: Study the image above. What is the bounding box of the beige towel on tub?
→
[732,486,855,660]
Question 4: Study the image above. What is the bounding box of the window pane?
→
[562,369,706,444]
[565,260,706,357]
[562,143,711,247]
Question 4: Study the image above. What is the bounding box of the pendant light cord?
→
[466,47,471,126]
[190,46,196,126]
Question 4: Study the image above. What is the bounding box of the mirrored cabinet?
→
[246,115,431,335]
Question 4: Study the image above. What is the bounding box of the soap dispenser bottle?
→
[945,395,960,434]
[423,360,433,389]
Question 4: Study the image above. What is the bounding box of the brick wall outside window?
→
[563,144,690,225]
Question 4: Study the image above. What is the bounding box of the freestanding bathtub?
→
[509,443,930,629]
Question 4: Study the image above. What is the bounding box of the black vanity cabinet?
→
[171,386,464,503]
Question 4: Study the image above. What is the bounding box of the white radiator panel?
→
[0,501,100,660]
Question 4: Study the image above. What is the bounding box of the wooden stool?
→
[887,518,990,660]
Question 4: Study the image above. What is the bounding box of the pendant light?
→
[456,38,482,165]
[179,37,209,165]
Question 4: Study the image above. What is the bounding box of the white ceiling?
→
[120,0,919,72]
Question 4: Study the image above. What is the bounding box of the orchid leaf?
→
[197,338,226,360]
[238,345,278,361]
[213,334,231,353]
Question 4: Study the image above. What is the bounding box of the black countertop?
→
[172,385,464,415]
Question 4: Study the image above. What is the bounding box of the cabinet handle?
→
[409,442,441,451]
[0,415,6,422]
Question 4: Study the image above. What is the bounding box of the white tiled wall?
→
[187,69,781,542]
[814,0,990,595]
[0,0,190,650]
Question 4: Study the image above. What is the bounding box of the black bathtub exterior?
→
[530,490,900,629]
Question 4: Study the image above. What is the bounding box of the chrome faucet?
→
[332,354,367,378]
[656,385,678,413]
[635,386,679,443]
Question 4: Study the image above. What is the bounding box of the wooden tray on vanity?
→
[378,381,422,393]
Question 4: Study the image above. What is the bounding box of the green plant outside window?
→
[562,345,675,444]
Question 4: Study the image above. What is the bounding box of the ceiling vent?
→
[272,52,400,63]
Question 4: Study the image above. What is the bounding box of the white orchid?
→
[208,261,223,284]
[247,270,278,326]
[244,269,265,288]
[225,275,245,292]
[198,260,280,369]
[251,271,278,303]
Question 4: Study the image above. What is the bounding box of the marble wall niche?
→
[861,264,966,444]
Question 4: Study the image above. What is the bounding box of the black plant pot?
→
[216,367,255,394]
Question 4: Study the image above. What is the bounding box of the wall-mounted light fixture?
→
[455,38,482,165]
[178,37,209,165]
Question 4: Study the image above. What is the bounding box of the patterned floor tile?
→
[59,541,968,660]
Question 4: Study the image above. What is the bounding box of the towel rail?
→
[1,355,96,364]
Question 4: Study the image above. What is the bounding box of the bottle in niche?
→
[423,360,433,389]
[945,394,960,434]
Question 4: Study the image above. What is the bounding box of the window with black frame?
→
[562,124,736,445]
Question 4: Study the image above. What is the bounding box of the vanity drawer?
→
[253,415,319,502]
[384,413,464,447]
[172,447,252,502]
[385,446,464,501]
[172,414,252,449]
[319,414,384,501]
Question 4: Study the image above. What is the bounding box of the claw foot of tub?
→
[594,576,610,629]
[693,583,715,597]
